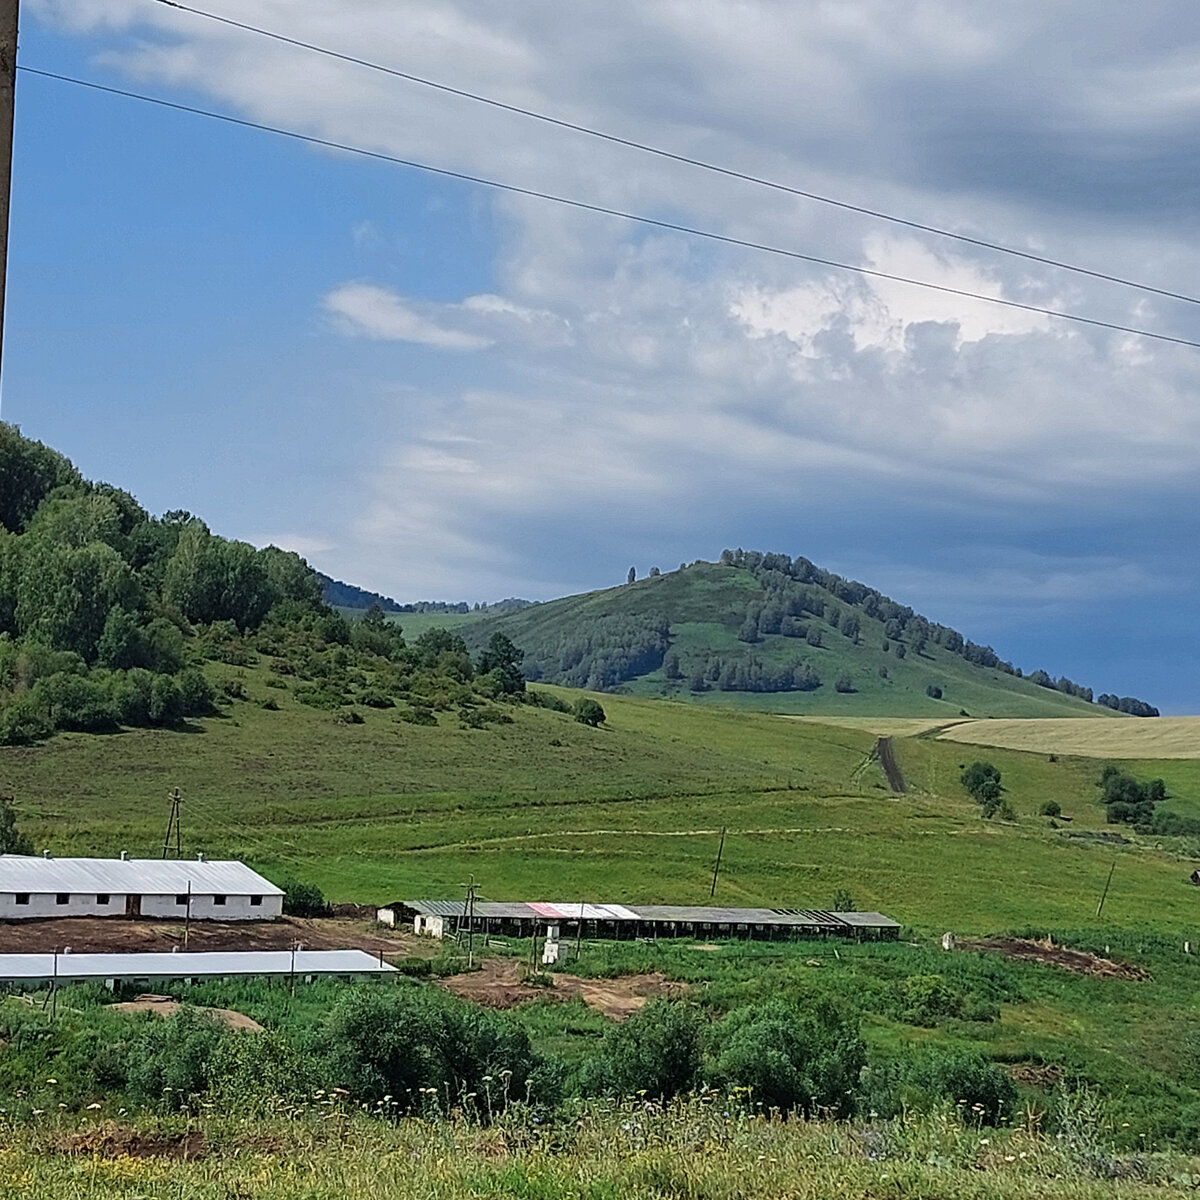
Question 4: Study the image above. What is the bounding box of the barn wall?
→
[141,893,282,921]
[0,892,127,919]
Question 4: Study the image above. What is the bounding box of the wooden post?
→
[710,827,726,898]
[1096,859,1116,918]
[184,880,191,949]
[0,0,17,408]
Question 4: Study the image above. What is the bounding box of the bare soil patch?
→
[57,1122,206,1160]
[0,914,425,957]
[109,993,264,1032]
[963,936,1150,981]
[1006,1063,1065,1089]
[440,957,687,1019]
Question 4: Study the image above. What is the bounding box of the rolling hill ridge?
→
[458,551,1156,719]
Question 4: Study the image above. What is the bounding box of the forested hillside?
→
[0,426,534,745]
[464,552,1158,718]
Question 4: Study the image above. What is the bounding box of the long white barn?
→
[0,855,283,921]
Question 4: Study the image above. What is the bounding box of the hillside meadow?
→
[1,664,1198,935]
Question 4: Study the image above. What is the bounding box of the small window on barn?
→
[56,893,69,905]
[14,893,28,905]
[96,893,109,905]
[175,894,188,906]
[250,895,262,907]
[214,894,226,906]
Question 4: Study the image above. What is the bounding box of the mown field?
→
[939,716,1200,760]
[1,663,1198,935]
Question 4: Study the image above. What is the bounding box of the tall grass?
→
[5,1099,1198,1199]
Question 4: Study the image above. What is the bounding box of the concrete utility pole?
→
[0,0,17,404]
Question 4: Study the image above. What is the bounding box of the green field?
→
[2,662,1197,935]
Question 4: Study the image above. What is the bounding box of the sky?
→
[9,1,1200,710]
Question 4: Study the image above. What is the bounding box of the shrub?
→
[0,696,52,745]
[898,974,961,1026]
[124,1008,230,1109]
[584,1000,703,1101]
[527,689,570,713]
[295,685,345,710]
[834,673,854,693]
[177,668,216,716]
[707,999,864,1118]
[1040,800,1062,818]
[925,684,943,699]
[359,688,394,709]
[280,878,330,917]
[148,673,184,725]
[32,672,116,732]
[401,705,437,726]
[961,762,1002,808]
[573,697,606,727]
[902,1049,1016,1124]
[319,986,543,1114]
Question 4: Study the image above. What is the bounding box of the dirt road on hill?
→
[876,737,906,793]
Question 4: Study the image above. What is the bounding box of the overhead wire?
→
[19,64,1200,351]
[151,0,1200,310]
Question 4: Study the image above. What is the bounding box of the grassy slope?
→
[1,662,1196,935]
[464,562,1116,718]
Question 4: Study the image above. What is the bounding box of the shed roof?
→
[0,856,283,896]
[392,899,899,929]
[0,949,394,982]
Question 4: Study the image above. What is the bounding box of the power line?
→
[152,0,1200,311]
[19,64,1200,351]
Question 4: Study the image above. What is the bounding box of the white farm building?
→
[0,855,283,921]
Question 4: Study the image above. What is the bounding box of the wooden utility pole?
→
[0,0,17,402]
[1096,859,1117,918]
[464,875,477,970]
[162,788,183,859]
[710,827,726,899]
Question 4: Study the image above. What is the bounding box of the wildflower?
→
[979,1138,990,1145]
[1004,1155,1015,1162]
[86,1103,102,1111]
[45,1079,56,1086]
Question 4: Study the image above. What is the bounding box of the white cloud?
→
[31,0,1200,614]
[323,283,491,350]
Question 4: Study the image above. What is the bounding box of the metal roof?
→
[0,856,283,896]
[0,950,395,982]
[392,900,898,929]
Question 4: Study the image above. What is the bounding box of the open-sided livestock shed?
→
[382,900,900,941]
[0,855,283,921]
[0,949,395,988]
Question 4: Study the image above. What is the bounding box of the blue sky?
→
[11,1,1200,710]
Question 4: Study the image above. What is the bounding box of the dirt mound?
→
[964,936,1150,981]
[440,958,687,1019]
[58,1122,206,1160]
[110,994,264,1032]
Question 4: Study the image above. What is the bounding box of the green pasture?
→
[2,665,1199,936]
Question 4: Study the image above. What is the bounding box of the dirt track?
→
[876,737,907,793]
[0,915,425,956]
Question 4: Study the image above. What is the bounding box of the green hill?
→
[462,553,1152,718]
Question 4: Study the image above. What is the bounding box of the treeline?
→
[0,427,323,744]
[669,651,821,694]
[522,613,669,690]
[0,426,539,744]
[318,573,403,612]
[720,548,1158,714]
